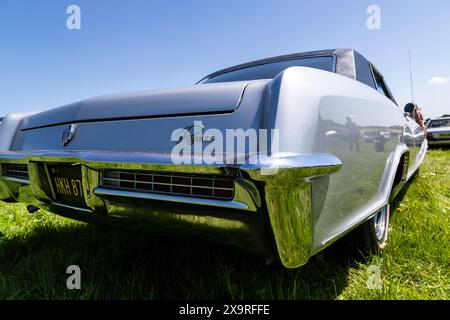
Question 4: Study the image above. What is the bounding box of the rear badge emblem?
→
[61,124,78,147]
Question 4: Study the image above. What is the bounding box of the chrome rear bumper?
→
[0,150,341,268]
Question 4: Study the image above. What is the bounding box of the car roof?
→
[197,49,375,89]
[200,49,336,81]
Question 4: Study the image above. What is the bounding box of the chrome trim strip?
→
[2,169,28,176]
[51,202,93,213]
[0,153,27,160]
[0,176,30,184]
[319,201,388,249]
[242,153,342,174]
[94,187,251,211]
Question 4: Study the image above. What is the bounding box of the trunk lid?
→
[13,80,270,153]
[23,82,250,130]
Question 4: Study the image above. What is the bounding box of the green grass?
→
[0,150,449,300]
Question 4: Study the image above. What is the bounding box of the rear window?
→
[203,56,334,83]
[428,119,450,128]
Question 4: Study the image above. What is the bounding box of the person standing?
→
[405,103,426,130]
[345,116,360,152]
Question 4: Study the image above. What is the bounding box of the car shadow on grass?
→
[0,210,378,300]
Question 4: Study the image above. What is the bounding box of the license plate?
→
[48,164,87,208]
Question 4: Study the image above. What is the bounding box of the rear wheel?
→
[357,204,390,253]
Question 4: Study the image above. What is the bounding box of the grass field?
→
[0,149,449,300]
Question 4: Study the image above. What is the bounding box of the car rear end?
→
[0,66,343,269]
[426,118,450,146]
[0,81,279,257]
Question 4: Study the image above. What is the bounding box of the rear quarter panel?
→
[264,67,407,253]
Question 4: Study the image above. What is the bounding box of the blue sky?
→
[1,0,449,118]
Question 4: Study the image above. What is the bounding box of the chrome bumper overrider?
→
[0,150,341,268]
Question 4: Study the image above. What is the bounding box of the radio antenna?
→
[408,51,415,102]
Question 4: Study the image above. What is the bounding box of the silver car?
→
[0,49,427,268]
[427,117,450,146]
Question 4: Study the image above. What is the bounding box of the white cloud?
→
[428,76,450,86]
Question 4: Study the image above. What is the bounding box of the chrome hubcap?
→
[373,206,388,241]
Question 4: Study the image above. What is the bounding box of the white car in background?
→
[427,117,450,146]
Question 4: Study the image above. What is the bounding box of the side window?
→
[373,69,389,97]
[371,65,397,105]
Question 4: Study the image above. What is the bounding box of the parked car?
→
[380,131,391,140]
[426,117,450,146]
[363,132,375,143]
[0,49,427,268]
